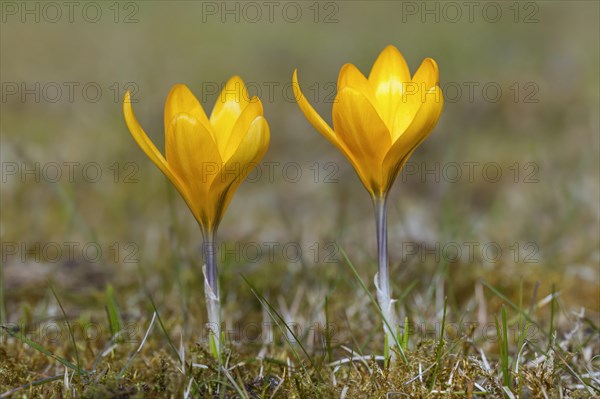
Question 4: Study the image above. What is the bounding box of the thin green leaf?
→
[338,245,408,364]
[429,297,447,390]
[1,325,82,373]
[105,284,123,337]
[49,285,82,376]
[241,274,319,381]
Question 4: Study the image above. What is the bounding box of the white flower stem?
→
[372,195,397,362]
[202,229,221,360]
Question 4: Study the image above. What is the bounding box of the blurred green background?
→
[1,1,598,326]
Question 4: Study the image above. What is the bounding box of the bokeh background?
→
[1,0,598,358]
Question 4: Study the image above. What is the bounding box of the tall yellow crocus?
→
[123,77,270,358]
[293,45,443,361]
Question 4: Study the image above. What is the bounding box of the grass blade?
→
[1,325,82,373]
[338,245,407,364]
[49,285,83,376]
[241,274,319,380]
[324,296,333,364]
[105,284,123,338]
[401,316,410,351]
[147,293,182,364]
[117,312,157,379]
[548,284,556,353]
[146,293,204,394]
[501,306,512,389]
[428,297,447,390]
[0,374,64,398]
[0,260,6,324]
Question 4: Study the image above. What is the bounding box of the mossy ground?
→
[1,247,598,398]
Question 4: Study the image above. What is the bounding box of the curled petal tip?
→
[413,58,440,89]
[292,69,303,101]
[249,96,264,113]
[423,58,440,83]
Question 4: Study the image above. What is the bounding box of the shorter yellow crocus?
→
[123,77,270,234]
[123,77,270,358]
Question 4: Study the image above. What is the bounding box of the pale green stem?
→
[201,228,221,359]
[203,229,218,294]
[372,194,397,361]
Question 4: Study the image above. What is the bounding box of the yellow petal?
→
[210,116,270,227]
[390,89,423,142]
[225,116,270,174]
[391,58,441,141]
[332,87,391,195]
[292,70,338,145]
[292,69,359,164]
[412,58,439,90]
[219,97,264,162]
[368,45,411,131]
[164,84,213,142]
[337,63,378,108]
[369,45,411,86]
[123,92,185,191]
[123,92,198,222]
[166,112,222,187]
[382,86,444,191]
[209,76,251,142]
[166,113,223,228]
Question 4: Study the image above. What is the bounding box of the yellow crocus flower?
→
[123,77,270,359]
[293,44,443,198]
[123,77,270,234]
